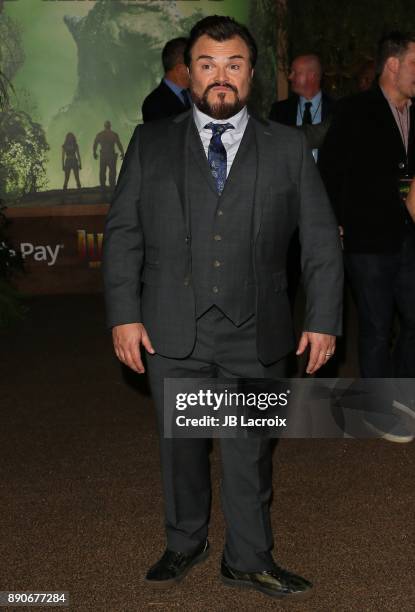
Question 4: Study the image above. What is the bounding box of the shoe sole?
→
[144,547,210,588]
[221,575,312,600]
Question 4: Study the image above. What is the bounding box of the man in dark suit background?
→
[269,55,336,318]
[141,37,191,122]
[319,32,415,441]
[269,54,335,159]
[104,16,343,599]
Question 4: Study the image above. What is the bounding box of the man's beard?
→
[192,82,248,119]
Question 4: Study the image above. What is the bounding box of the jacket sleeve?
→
[102,125,144,329]
[297,131,344,336]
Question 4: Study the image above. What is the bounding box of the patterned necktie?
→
[302,101,313,125]
[204,122,234,195]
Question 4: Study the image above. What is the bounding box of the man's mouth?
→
[206,83,238,95]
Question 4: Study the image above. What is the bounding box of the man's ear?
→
[250,68,255,79]
[386,56,400,75]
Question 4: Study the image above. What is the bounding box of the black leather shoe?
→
[145,540,209,585]
[221,557,312,599]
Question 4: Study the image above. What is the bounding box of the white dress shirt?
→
[295,91,323,126]
[193,105,249,177]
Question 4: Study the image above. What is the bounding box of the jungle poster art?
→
[0,0,276,205]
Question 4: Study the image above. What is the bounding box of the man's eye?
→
[201,64,212,70]
[230,65,240,70]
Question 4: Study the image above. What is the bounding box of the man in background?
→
[141,37,191,122]
[319,31,415,442]
[269,54,335,160]
[269,54,336,314]
[93,120,124,189]
[355,59,376,92]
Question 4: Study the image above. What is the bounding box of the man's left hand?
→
[296,331,336,374]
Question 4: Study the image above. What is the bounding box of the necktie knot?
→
[204,122,234,136]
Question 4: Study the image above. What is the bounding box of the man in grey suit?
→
[103,16,343,600]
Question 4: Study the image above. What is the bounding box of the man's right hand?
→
[112,323,155,374]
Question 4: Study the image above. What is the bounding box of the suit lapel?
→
[250,117,274,241]
[160,80,187,113]
[168,111,192,232]
[373,86,407,158]
[220,119,255,197]
[288,96,299,125]
[188,120,218,195]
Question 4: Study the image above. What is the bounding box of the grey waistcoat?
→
[188,120,257,325]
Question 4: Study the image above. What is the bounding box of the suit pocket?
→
[272,270,288,293]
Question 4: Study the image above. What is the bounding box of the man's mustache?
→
[204,82,238,95]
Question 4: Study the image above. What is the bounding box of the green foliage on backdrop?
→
[0,5,49,201]
[0,203,26,328]
[282,0,415,97]
[249,0,278,117]
[2,0,277,196]
[0,3,26,327]
[0,110,49,201]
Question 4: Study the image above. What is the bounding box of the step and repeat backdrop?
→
[1,0,276,294]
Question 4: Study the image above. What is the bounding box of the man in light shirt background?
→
[269,53,335,162]
[269,54,336,317]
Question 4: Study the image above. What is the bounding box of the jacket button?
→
[184,276,190,286]
[212,286,219,293]
[185,236,190,244]
[217,209,224,216]
[213,260,221,268]
[214,234,222,241]
[398,162,405,170]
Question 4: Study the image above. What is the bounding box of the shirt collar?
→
[163,77,185,98]
[380,86,412,111]
[193,105,249,134]
[299,90,322,110]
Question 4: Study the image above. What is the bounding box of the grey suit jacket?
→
[102,110,343,364]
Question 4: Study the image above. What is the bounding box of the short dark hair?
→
[184,15,257,68]
[162,37,188,73]
[376,31,415,75]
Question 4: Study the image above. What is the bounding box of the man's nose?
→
[216,64,227,81]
